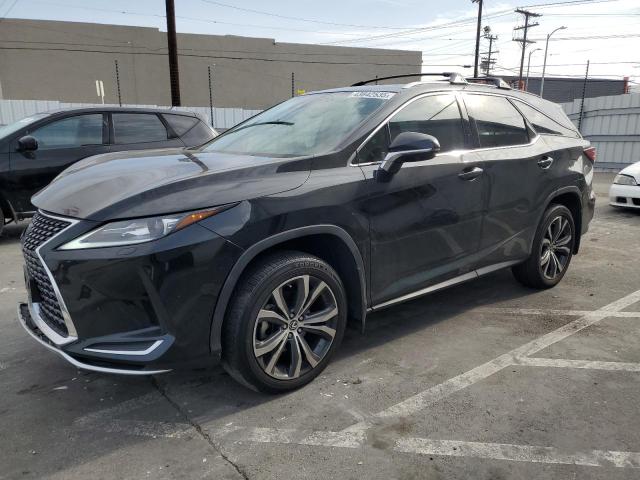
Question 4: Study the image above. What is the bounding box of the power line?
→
[198,0,414,30]
[0,46,420,66]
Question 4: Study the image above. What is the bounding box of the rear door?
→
[357,93,486,306]
[8,112,108,213]
[109,112,183,152]
[462,93,555,268]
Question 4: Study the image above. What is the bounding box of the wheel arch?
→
[209,225,368,358]
[543,186,583,254]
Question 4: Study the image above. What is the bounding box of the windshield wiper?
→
[231,121,294,134]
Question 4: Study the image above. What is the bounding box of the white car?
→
[609,162,640,209]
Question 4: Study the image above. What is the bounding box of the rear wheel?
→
[222,251,347,393]
[512,204,575,289]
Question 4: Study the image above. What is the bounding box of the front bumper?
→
[19,212,243,375]
[18,303,170,375]
[609,183,640,209]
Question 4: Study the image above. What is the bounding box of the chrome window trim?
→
[30,210,80,341]
[84,340,164,356]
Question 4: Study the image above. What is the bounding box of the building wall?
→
[562,93,640,170]
[0,19,422,109]
[502,76,626,104]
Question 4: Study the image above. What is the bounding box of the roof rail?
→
[351,72,467,87]
[466,77,512,90]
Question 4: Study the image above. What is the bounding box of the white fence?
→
[0,99,261,130]
[562,93,640,170]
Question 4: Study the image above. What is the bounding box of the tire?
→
[222,251,347,393]
[0,207,4,237]
[512,204,575,289]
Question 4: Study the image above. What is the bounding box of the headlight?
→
[60,205,233,250]
[614,174,638,186]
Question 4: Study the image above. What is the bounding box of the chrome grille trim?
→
[23,210,80,345]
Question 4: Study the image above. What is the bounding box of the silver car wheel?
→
[252,274,338,380]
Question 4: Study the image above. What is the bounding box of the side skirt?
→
[369,260,522,312]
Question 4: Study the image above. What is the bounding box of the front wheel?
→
[222,251,347,393]
[512,204,575,289]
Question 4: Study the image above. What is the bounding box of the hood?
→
[32,148,311,221]
[620,161,640,182]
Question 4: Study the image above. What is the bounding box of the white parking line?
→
[217,427,640,469]
[478,308,640,318]
[516,357,640,372]
[395,438,640,468]
[342,288,640,432]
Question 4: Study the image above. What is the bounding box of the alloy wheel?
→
[540,215,572,280]
[252,275,339,380]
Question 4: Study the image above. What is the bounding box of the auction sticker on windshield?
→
[349,91,396,99]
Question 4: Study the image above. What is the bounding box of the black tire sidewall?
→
[534,205,575,288]
[229,255,347,392]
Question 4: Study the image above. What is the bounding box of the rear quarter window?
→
[512,99,579,138]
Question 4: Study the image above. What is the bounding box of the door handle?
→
[538,156,554,169]
[458,166,483,181]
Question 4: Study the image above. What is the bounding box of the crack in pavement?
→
[151,377,250,480]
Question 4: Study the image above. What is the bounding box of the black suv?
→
[18,73,595,392]
[0,107,217,234]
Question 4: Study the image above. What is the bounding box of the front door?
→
[356,93,486,306]
[8,113,108,213]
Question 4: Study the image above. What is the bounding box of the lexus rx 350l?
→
[18,73,595,392]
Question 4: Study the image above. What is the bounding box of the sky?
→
[1,0,639,85]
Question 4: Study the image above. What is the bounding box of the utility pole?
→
[114,60,122,106]
[165,0,181,106]
[472,0,483,78]
[540,26,567,98]
[208,65,215,128]
[578,60,590,132]
[525,48,541,91]
[481,26,498,76]
[513,9,541,90]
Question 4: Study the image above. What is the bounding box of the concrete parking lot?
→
[1,172,639,480]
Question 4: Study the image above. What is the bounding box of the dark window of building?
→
[32,114,103,149]
[113,113,168,144]
[464,94,530,148]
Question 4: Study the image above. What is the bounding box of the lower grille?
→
[21,212,72,337]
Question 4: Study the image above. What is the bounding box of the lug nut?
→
[297,328,302,333]
[288,332,293,338]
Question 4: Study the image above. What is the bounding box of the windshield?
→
[0,113,50,138]
[203,91,394,157]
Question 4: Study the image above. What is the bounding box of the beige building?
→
[0,19,422,109]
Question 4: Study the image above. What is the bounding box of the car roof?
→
[309,79,551,108]
[39,106,199,117]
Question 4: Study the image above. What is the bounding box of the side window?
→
[358,125,389,164]
[464,94,529,148]
[163,114,199,136]
[356,94,466,164]
[512,99,578,138]
[389,94,465,152]
[181,121,217,147]
[112,113,168,144]
[31,114,103,149]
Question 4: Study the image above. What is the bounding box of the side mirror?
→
[17,135,39,152]
[377,132,440,180]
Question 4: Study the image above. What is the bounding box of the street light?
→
[540,26,567,98]
[526,48,542,91]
